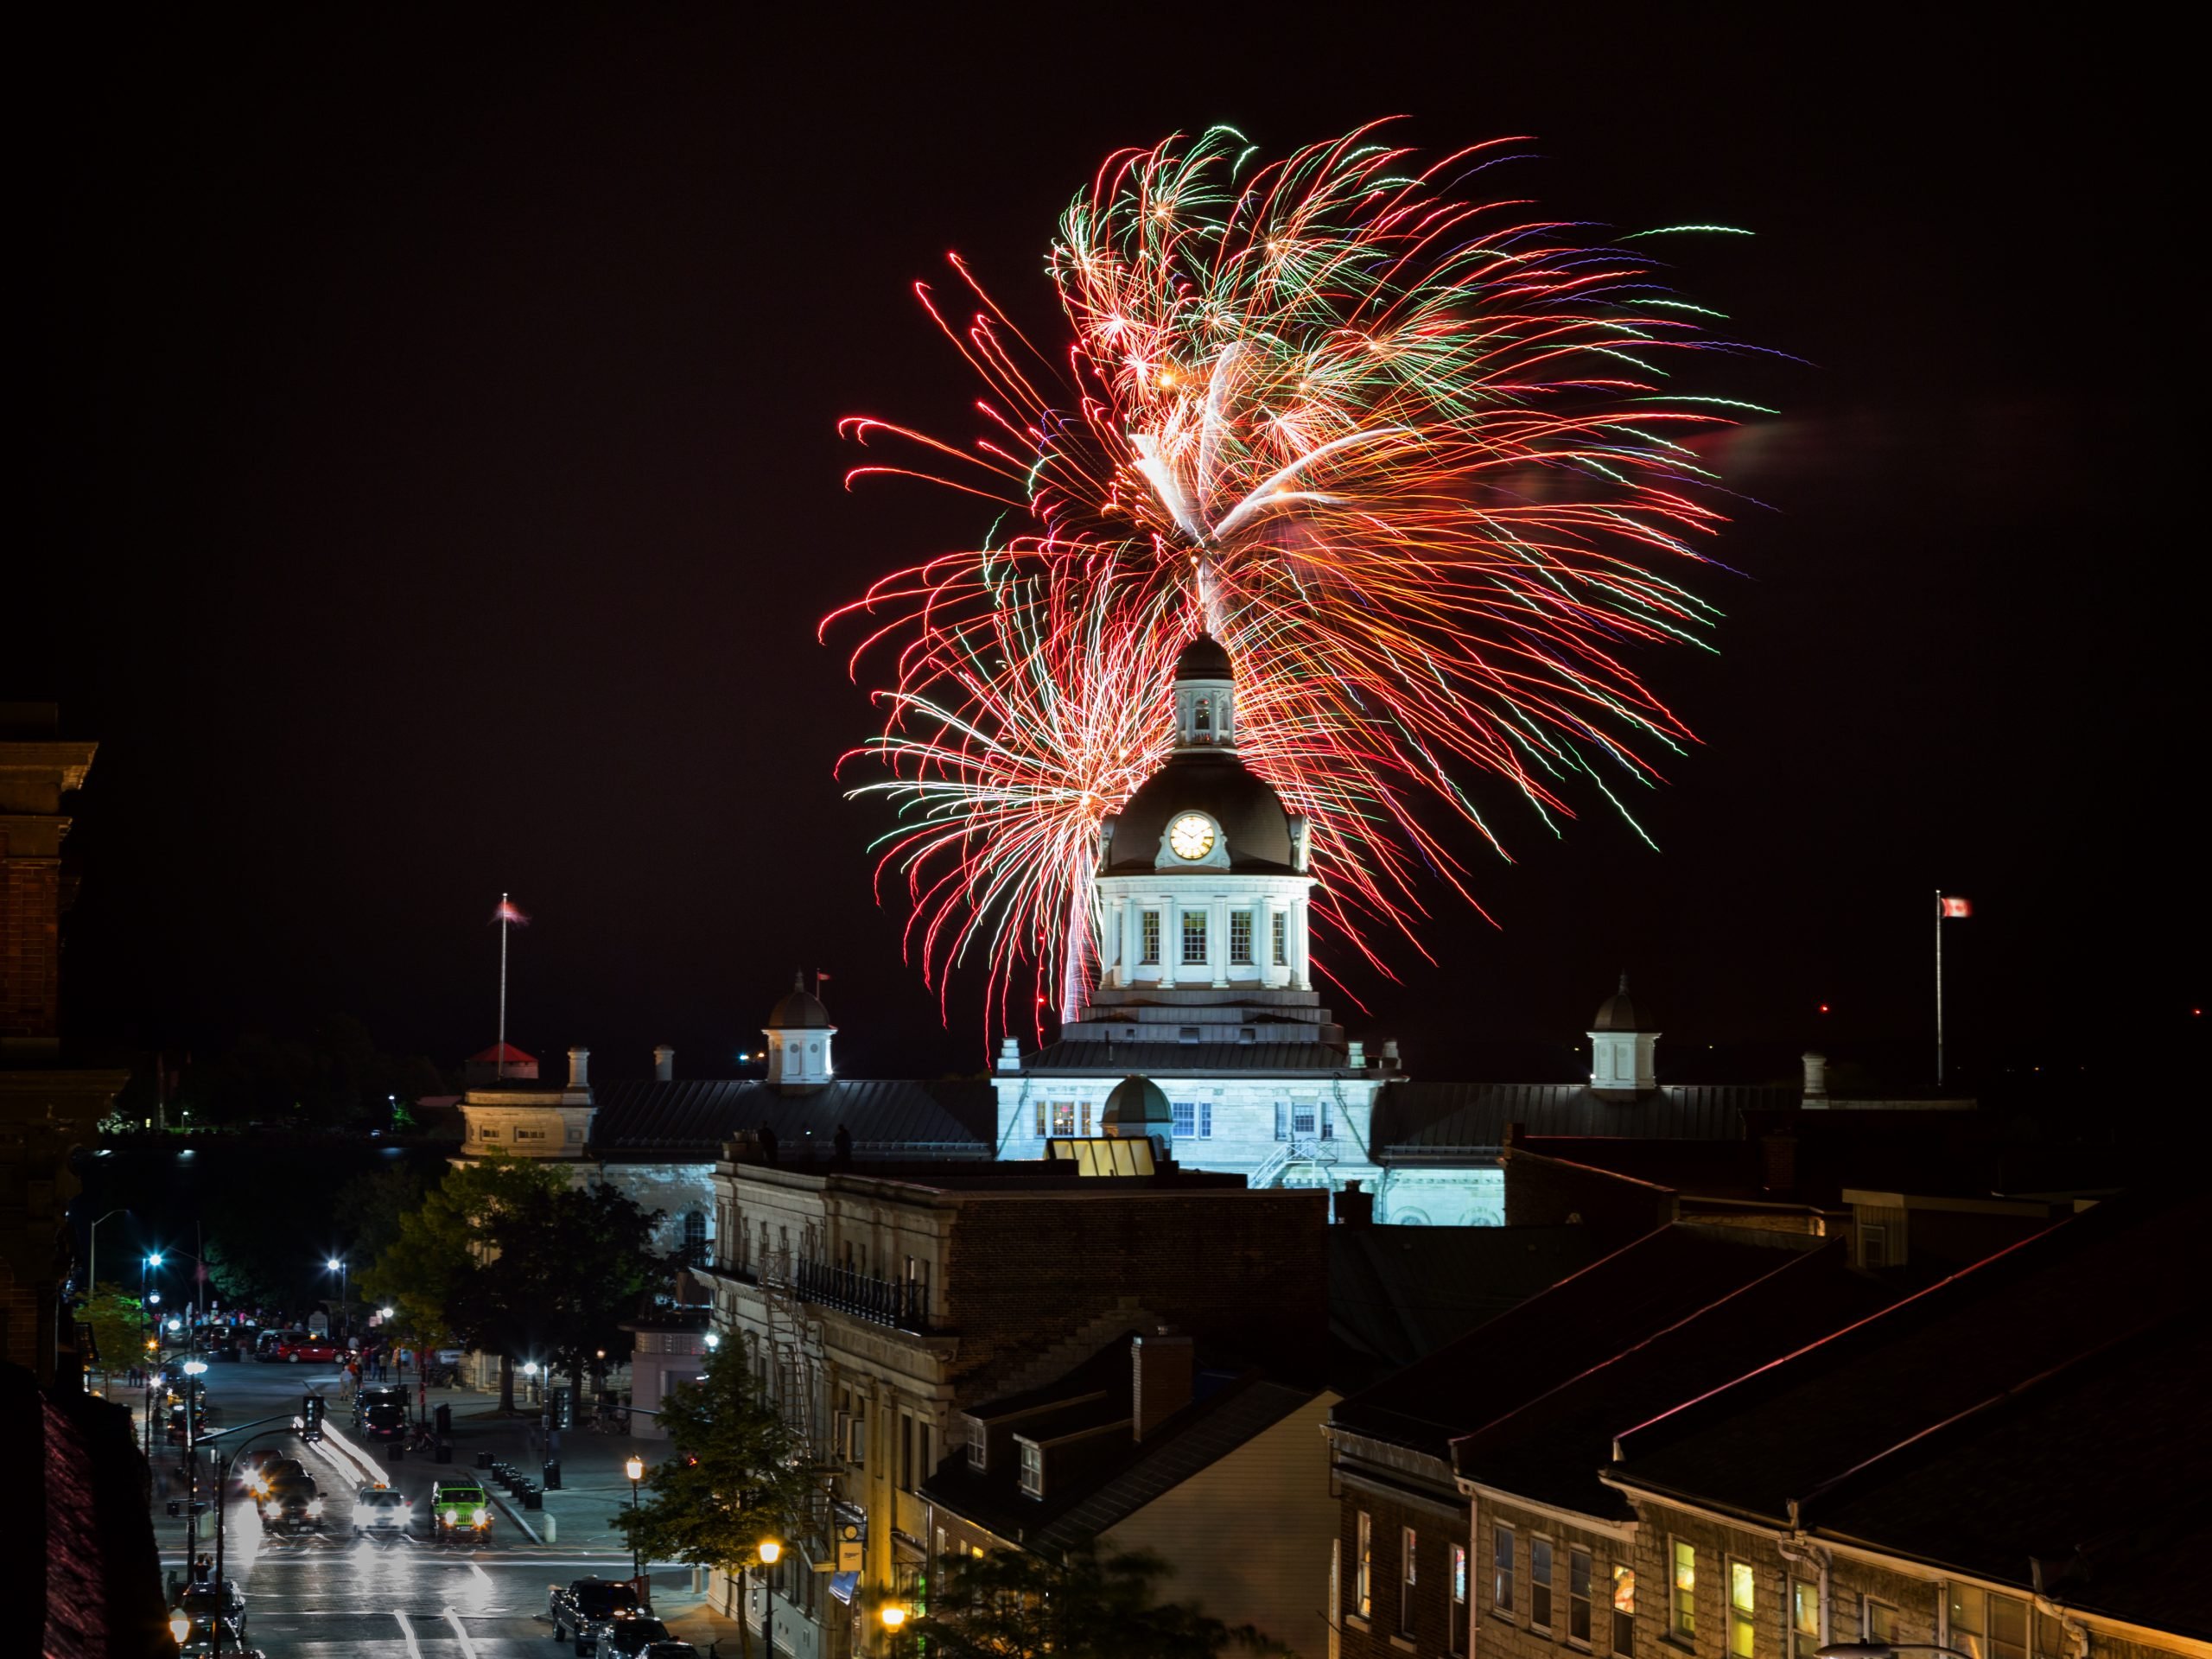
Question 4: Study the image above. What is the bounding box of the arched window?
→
[681,1210,708,1267]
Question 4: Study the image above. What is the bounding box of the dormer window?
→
[1018,1439,1044,1497]
[967,1417,987,1471]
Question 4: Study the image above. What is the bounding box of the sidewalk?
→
[432,1395,664,1552]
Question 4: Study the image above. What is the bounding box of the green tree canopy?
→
[360,1155,561,1355]
[79,1282,144,1376]
[912,1539,1286,1659]
[613,1337,812,1581]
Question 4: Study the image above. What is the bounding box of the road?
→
[151,1356,734,1657]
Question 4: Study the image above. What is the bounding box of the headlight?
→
[307,1499,324,1516]
[472,1506,488,1526]
[441,1508,457,1525]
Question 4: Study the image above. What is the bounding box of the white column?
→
[1290,895,1312,991]
[1160,893,1179,988]
[1261,893,1283,989]
[1109,895,1128,988]
[1211,894,1231,988]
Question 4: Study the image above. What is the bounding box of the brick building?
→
[1603,1191,2211,1659]
[699,1145,1326,1657]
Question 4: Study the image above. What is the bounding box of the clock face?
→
[1169,813,1216,861]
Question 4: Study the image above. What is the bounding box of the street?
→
[149,1355,747,1657]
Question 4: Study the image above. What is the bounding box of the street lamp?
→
[756,1539,783,1659]
[323,1257,348,1346]
[85,1207,130,1297]
[624,1456,645,1587]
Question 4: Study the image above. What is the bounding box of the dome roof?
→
[1592,974,1658,1033]
[1175,632,1234,681]
[1104,750,1295,873]
[767,975,834,1031]
[1102,1076,1173,1133]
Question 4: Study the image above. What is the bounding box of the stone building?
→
[697,1145,1327,1658]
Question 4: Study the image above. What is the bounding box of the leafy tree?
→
[613,1338,812,1655]
[911,1538,1286,1659]
[79,1282,144,1377]
[330,1163,428,1277]
[360,1155,561,1409]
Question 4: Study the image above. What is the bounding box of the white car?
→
[353,1484,412,1537]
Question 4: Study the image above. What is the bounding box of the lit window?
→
[1194,698,1211,732]
[1173,1101,1195,1136]
[1571,1548,1592,1644]
[1181,910,1207,964]
[1861,1599,1896,1644]
[1671,1541,1696,1640]
[1141,911,1160,964]
[1613,1565,1637,1656]
[1357,1511,1372,1618]
[1493,1523,1516,1612]
[1729,1559,1755,1658]
[1532,1537,1554,1630]
[1951,1586,2029,1659]
[1230,910,1254,963]
[1052,1101,1077,1135]
[1790,1580,1820,1659]
[1018,1440,1043,1497]
[1273,911,1287,965]
[1401,1526,1419,1636]
[1451,1543,1470,1654]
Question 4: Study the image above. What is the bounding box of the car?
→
[259,1481,326,1535]
[172,1580,248,1643]
[638,1645,702,1659]
[352,1484,411,1537]
[169,1612,248,1657]
[353,1386,409,1440]
[246,1457,307,1501]
[548,1579,640,1653]
[590,1616,672,1658]
[279,1337,340,1363]
[429,1480,492,1544]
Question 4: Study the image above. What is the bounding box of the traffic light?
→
[302,1395,326,1442]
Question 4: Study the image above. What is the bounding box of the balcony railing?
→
[790,1259,934,1332]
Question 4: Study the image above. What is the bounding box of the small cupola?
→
[1172,633,1236,750]
[764,973,836,1090]
[1588,974,1660,1097]
[1102,1076,1173,1141]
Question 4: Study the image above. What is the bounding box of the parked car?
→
[548,1579,641,1653]
[278,1337,340,1363]
[352,1484,411,1538]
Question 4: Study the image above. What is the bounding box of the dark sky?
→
[25,11,2191,1090]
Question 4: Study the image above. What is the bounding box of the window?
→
[1357,1511,1373,1619]
[2033,1613,2068,1659]
[1194,698,1211,732]
[1230,909,1254,963]
[1173,1101,1194,1136]
[1018,1440,1043,1497]
[1728,1559,1756,1659]
[1181,909,1207,964]
[478,1127,501,1140]
[1274,1101,1289,1141]
[1451,1544,1470,1654]
[1790,1580,1820,1659]
[1294,1100,1318,1136]
[1493,1523,1516,1613]
[1861,1222,1890,1268]
[1141,910,1160,964]
[1861,1599,1895,1645]
[1320,1096,1334,1140]
[1670,1541,1696,1641]
[1052,1101,1077,1135]
[1273,910,1288,964]
[1571,1548,1593,1644]
[1532,1537,1554,1630]
[512,1128,543,1141]
[1951,1586,2029,1659]
[966,1417,986,1471]
[1401,1527,1419,1637]
[1613,1566,1637,1656]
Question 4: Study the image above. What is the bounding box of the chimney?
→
[1346,1039,1366,1070]
[1761,1131,1798,1195]
[567,1046,590,1090]
[1381,1039,1402,1073]
[1801,1051,1828,1107]
[653,1046,675,1083]
[1337,1180,1375,1227]
[996,1037,1022,1075]
[1132,1329,1194,1441]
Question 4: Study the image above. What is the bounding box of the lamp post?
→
[324,1257,348,1347]
[85,1207,130,1299]
[880,1600,909,1656]
[141,1254,162,1457]
[757,1539,782,1659]
[625,1456,645,1589]
[181,1357,209,1567]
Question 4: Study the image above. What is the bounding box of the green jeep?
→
[429,1480,492,1544]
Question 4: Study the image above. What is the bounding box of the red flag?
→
[1941,896,1971,918]
[493,896,530,926]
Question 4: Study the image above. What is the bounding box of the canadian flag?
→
[1941,896,1972,918]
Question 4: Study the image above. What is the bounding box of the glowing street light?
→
[624,1456,646,1584]
[756,1539,784,1658]
[880,1602,909,1630]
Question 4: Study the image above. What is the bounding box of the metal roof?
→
[588,1077,996,1157]
[1376,1081,1792,1154]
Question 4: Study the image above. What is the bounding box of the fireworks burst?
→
[829,122,1754,1037]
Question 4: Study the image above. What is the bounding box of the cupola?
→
[1588,974,1660,1097]
[765,973,836,1090]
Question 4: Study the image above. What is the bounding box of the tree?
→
[912,1539,1286,1659]
[359,1155,561,1410]
[613,1338,812,1657]
[79,1282,144,1378]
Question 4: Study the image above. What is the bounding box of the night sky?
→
[24,13,2190,1091]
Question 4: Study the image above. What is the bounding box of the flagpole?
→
[1934,887,1945,1090]
[499,889,511,1084]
